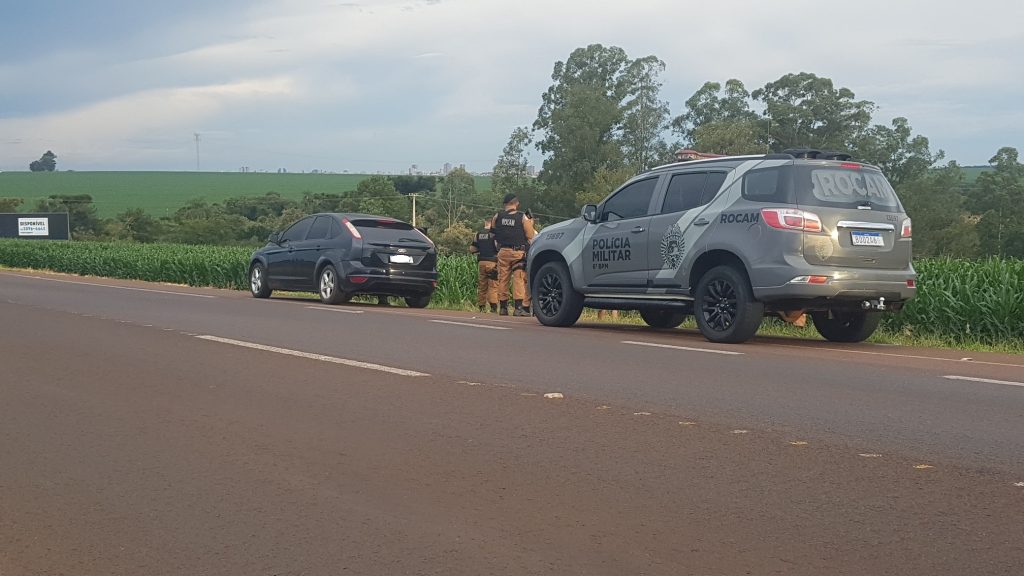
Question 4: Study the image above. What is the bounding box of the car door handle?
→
[631,226,646,233]
[694,218,710,226]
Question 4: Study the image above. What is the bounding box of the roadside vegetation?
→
[1,239,1021,352]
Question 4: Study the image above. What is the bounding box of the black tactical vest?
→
[493,210,528,248]
[473,229,498,262]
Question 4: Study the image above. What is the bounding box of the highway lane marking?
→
[943,375,1024,388]
[9,274,215,298]
[305,306,364,314]
[765,341,1024,368]
[195,335,429,377]
[430,320,510,330]
[622,340,744,356]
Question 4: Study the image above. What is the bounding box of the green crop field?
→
[0,172,493,218]
[1,238,1021,350]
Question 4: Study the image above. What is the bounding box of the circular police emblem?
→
[660,223,686,269]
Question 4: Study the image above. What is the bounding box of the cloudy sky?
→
[1,0,1021,173]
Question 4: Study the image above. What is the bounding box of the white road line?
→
[195,335,429,377]
[305,306,364,314]
[766,341,1024,368]
[943,375,1024,388]
[10,274,214,298]
[622,340,744,356]
[430,319,510,330]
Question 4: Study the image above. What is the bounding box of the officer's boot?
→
[499,301,509,316]
[490,303,498,313]
[513,299,530,317]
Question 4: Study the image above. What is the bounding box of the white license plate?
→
[389,254,414,264]
[851,231,885,247]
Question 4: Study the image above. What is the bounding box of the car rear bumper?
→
[339,264,437,297]
[753,267,916,305]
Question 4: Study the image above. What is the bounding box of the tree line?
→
[9,43,1023,258]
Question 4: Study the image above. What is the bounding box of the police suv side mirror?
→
[581,204,598,223]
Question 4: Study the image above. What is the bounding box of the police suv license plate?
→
[851,231,885,247]
[390,254,414,264]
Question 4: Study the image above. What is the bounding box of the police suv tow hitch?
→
[861,297,886,311]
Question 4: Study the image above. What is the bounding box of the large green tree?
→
[492,127,541,211]
[672,79,762,151]
[969,147,1024,257]
[533,44,635,218]
[620,56,672,172]
[896,162,978,257]
[854,117,943,187]
[752,72,875,153]
[29,150,57,172]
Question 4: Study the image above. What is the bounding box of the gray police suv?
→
[527,150,916,344]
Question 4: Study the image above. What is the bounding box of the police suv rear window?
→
[803,167,899,209]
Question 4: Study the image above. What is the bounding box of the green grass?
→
[0,239,1020,353]
[0,172,493,218]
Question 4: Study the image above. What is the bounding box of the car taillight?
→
[761,208,823,233]
[901,218,912,238]
[839,162,862,170]
[907,279,916,288]
[790,275,831,284]
[342,218,362,239]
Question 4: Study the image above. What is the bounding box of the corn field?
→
[1,239,1021,345]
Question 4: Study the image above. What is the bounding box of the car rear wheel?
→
[640,308,687,329]
[249,263,272,298]
[811,309,882,343]
[694,265,763,344]
[404,294,431,308]
[533,261,583,327]
[318,265,348,305]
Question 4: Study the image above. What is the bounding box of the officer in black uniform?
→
[492,193,535,316]
[469,218,499,313]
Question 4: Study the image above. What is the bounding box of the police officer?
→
[469,217,499,313]
[492,193,535,316]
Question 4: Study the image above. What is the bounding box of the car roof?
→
[312,212,409,222]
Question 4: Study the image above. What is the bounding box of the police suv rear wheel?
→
[694,265,764,344]
[811,309,881,343]
[640,308,687,329]
[533,261,583,327]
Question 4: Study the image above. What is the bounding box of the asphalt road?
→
[1,270,1022,575]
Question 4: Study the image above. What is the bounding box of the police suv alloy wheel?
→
[811,309,881,343]
[640,308,687,329]
[319,264,348,305]
[533,261,584,327]
[249,262,272,299]
[694,265,764,344]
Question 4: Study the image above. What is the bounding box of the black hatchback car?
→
[248,213,437,307]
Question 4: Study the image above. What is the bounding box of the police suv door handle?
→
[630,226,646,233]
[694,218,711,226]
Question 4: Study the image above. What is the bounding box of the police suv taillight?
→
[760,208,823,233]
[901,218,912,238]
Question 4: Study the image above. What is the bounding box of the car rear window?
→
[351,219,431,243]
[741,164,902,212]
[802,167,900,210]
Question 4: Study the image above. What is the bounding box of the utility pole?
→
[193,133,201,171]
[409,193,420,227]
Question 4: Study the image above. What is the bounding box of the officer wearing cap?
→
[492,193,536,316]
[469,217,499,313]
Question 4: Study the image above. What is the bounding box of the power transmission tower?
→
[194,133,201,171]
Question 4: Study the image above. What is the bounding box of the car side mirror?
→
[581,204,598,223]
[268,232,281,244]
